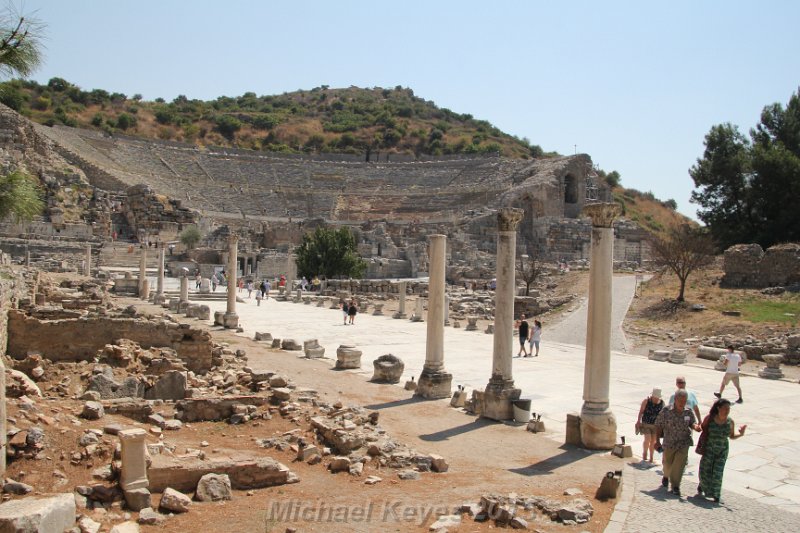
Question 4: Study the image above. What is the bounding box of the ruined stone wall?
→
[722,243,800,288]
[123,184,197,241]
[0,263,31,477]
[6,312,213,372]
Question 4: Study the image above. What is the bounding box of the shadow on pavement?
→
[418,418,494,442]
[363,397,424,410]
[507,445,590,476]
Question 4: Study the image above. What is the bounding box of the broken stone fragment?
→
[328,457,351,473]
[137,507,167,525]
[397,470,420,481]
[109,521,140,533]
[195,473,232,502]
[159,487,191,513]
[81,401,105,420]
[364,475,382,485]
[77,515,101,533]
[429,454,449,473]
[2,480,33,495]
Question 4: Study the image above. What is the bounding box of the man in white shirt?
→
[714,345,743,403]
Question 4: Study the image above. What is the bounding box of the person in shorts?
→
[636,388,665,463]
[715,346,743,403]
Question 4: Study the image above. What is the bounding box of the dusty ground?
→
[624,266,800,379]
[131,298,617,533]
[2,272,616,533]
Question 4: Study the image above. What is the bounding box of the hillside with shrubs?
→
[0,78,548,158]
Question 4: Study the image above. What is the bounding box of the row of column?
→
[412,204,619,450]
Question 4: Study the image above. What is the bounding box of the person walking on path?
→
[515,314,530,357]
[668,376,701,422]
[246,281,253,299]
[636,388,665,463]
[255,289,262,306]
[342,300,349,325]
[530,320,542,357]
[654,389,701,496]
[348,299,358,325]
[195,273,202,290]
[697,399,747,503]
[264,279,271,299]
[715,345,744,403]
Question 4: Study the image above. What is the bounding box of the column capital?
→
[582,203,621,228]
[497,207,524,231]
[228,233,239,245]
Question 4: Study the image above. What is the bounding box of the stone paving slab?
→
[618,462,800,533]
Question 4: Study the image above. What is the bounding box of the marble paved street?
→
[169,275,800,522]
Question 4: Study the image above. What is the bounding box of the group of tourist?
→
[514,314,542,357]
[299,276,322,291]
[634,346,747,504]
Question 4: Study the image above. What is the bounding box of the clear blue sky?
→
[20,1,800,219]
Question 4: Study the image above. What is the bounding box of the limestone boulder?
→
[138,507,167,526]
[144,370,187,401]
[159,487,191,513]
[81,401,105,420]
[0,493,76,532]
[109,521,140,533]
[281,339,302,351]
[195,473,233,502]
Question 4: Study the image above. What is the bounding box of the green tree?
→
[0,169,43,222]
[605,170,621,188]
[690,87,800,249]
[179,225,201,250]
[689,123,754,249]
[214,114,242,140]
[516,253,542,296]
[295,226,366,279]
[0,4,44,79]
[649,224,715,302]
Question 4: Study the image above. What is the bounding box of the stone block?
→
[159,487,191,513]
[123,487,151,512]
[697,345,728,361]
[612,444,633,458]
[195,473,232,502]
[281,339,302,351]
[110,521,140,533]
[371,354,404,383]
[596,472,622,500]
[669,349,688,364]
[335,345,362,369]
[0,493,76,532]
[144,370,187,401]
[648,350,670,362]
[81,401,105,420]
[565,413,583,446]
[759,354,784,379]
[254,332,272,342]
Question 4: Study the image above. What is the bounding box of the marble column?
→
[180,273,189,302]
[393,281,407,319]
[579,203,621,449]
[416,235,452,399]
[412,298,425,322]
[153,246,166,305]
[223,234,239,328]
[138,246,147,297]
[84,245,92,276]
[483,207,524,421]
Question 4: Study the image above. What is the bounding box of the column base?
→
[415,370,452,399]
[222,312,239,329]
[481,376,521,421]
[579,404,617,450]
[392,312,407,319]
[153,294,167,305]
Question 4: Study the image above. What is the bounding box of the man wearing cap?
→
[668,376,701,422]
[654,389,702,497]
[635,387,665,463]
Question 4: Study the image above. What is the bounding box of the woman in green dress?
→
[697,399,747,502]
